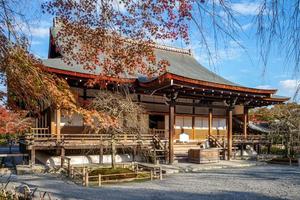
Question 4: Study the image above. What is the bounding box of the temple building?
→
[19,20,289,165]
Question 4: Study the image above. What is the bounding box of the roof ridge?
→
[154,44,191,55]
[53,18,192,56]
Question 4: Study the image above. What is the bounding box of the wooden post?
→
[169,101,175,164]
[85,171,89,187]
[30,147,35,165]
[98,174,102,187]
[71,166,74,178]
[82,167,86,186]
[243,107,248,139]
[150,170,153,181]
[60,147,65,168]
[67,159,71,177]
[192,101,195,140]
[159,167,163,180]
[241,143,244,159]
[257,144,261,155]
[208,108,213,140]
[267,143,271,154]
[99,144,103,164]
[132,146,136,162]
[227,109,233,160]
[56,109,61,141]
[153,149,157,164]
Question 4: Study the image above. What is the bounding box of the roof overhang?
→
[138,73,277,95]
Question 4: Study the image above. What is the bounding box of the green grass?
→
[89,167,133,176]
[88,167,151,184]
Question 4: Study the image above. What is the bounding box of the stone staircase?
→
[174,142,201,162]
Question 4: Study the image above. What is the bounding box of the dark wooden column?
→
[60,147,65,168]
[192,100,195,140]
[208,108,213,139]
[169,101,175,164]
[243,107,248,139]
[227,109,233,160]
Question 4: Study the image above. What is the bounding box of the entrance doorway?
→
[149,115,165,129]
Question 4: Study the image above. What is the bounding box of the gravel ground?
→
[1,165,300,200]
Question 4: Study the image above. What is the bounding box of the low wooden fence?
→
[63,163,163,187]
[233,135,269,143]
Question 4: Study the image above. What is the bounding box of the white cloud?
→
[231,2,261,16]
[256,85,273,89]
[30,27,49,38]
[191,40,243,65]
[31,40,42,45]
[242,23,253,31]
[277,79,300,100]
[279,79,299,91]
[0,85,7,92]
[112,0,126,13]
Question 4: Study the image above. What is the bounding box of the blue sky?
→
[1,1,299,102]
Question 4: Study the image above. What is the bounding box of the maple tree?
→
[90,89,144,168]
[0,106,31,135]
[250,103,300,159]
[0,0,299,133]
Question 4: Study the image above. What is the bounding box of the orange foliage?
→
[0,106,32,134]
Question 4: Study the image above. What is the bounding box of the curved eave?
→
[43,66,136,84]
[139,73,277,95]
[263,97,290,102]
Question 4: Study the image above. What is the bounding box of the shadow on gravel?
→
[42,187,285,200]
[199,166,300,185]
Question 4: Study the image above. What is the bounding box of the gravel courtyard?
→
[1,165,300,200]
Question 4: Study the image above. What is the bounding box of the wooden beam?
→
[227,109,233,160]
[169,101,175,164]
[139,100,227,109]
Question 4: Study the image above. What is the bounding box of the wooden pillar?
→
[50,109,56,135]
[99,145,103,164]
[192,100,195,140]
[56,109,61,140]
[227,109,233,160]
[30,147,35,165]
[132,146,136,162]
[208,108,213,139]
[267,143,271,154]
[169,101,175,164]
[257,144,261,155]
[243,107,248,139]
[241,143,244,158]
[60,147,65,168]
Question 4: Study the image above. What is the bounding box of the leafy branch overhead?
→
[90,90,144,133]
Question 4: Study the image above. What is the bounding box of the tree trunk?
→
[111,139,116,169]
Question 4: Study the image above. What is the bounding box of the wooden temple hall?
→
[19,22,289,165]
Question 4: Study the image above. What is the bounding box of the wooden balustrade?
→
[150,129,167,139]
[26,127,166,143]
[29,127,50,138]
[233,134,268,142]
